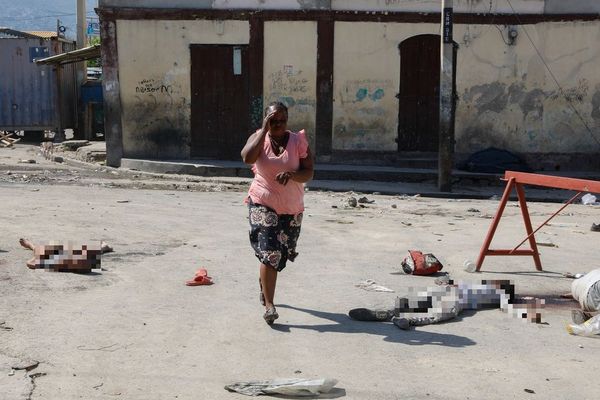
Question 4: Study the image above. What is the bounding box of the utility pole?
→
[77,0,87,50]
[439,0,456,192]
[75,0,87,139]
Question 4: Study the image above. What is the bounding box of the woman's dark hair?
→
[265,101,288,116]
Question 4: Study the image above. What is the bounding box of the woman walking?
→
[241,102,314,325]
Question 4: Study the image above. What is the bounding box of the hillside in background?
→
[0,0,98,39]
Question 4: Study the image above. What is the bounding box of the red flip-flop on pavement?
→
[195,268,208,277]
[186,268,213,286]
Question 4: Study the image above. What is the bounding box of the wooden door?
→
[190,45,249,159]
[397,35,440,152]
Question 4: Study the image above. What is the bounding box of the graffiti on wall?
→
[269,69,309,94]
[339,79,393,105]
[267,67,314,113]
[265,66,315,144]
[134,78,182,96]
[125,76,189,158]
[334,79,397,151]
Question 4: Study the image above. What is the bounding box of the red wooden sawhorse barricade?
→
[476,171,600,271]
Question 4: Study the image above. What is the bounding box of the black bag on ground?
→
[460,147,532,174]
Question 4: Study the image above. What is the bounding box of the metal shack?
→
[0,28,77,139]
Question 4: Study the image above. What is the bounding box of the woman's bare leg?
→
[19,238,35,251]
[260,263,278,309]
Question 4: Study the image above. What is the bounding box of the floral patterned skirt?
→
[248,199,303,271]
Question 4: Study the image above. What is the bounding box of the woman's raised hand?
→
[262,110,277,133]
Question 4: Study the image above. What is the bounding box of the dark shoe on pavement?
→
[392,317,410,330]
[263,307,279,325]
[349,308,393,322]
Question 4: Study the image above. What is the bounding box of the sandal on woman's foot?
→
[263,307,279,325]
[259,278,265,306]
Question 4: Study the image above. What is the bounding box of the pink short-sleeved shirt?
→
[246,129,309,215]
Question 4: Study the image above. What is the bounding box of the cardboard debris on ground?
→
[355,279,394,293]
[224,378,338,397]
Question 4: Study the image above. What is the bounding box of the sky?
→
[0,0,99,39]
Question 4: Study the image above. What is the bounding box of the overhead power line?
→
[505,0,600,147]
[0,11,96,22]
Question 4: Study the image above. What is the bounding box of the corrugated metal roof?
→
[0,28,43,39]
[24,31,58,39]
[0,28,71,42]
[35,44,101,65]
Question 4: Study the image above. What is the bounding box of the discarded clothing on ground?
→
[224,378,338,396]
[571,268,600,312]
[355,279,394,292]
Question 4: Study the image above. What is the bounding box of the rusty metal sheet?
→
[0,37,76,131]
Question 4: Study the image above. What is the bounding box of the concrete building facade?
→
[97,0,600,171]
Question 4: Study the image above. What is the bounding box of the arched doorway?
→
[397,34,453,152]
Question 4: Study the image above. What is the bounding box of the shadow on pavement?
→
[268,388,347,399]
[477,270,565,279]
[275,304,476,347]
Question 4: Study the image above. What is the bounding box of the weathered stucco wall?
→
[333,22,437,151]
[332,0,545,13]
[100,0,331,10]
[104,0,600,14]
[455,21,600,156]
[110,6,600,164]
[333,20,600,158]
[116,19,249,159]
[545,0,600,14]
[263,21,318,149]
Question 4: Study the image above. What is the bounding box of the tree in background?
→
[87,36,101,67]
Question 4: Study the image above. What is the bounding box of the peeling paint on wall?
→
[591,85,600,121]
[458,77,599,155]
[125,90,190,159]
[297,0,331,9]
[463,82,509,114]
[453,20,600,157]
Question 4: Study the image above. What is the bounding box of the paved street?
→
[1,144,599,399]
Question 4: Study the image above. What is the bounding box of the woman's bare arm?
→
[275,147,314,185]
[241,130,267,164]
[291,147,314,183]
[241,111,275,164]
